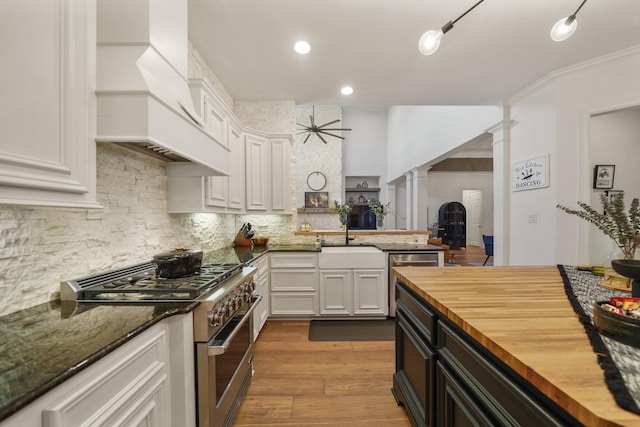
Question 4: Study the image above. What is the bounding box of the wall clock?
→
[307,171,326,191]
[297,106,351,144]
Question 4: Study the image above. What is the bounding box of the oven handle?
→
[392,260,438,266]
[208,294,263,356]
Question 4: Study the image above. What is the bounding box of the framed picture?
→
[304,191,329,208]
[511,154,549,192]
[593,165,615,189]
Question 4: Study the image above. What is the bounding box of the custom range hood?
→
[95,0,228,176]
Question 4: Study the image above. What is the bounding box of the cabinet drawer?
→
[271,269,318,291]
[270,253,317,268]
[271,293,318,315]
[250,255,269,276]
[437,321,579,427]
[396,282,437,345]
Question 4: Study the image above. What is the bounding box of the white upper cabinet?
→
[167,80,292,214]
[245,134,268,211]
[0,0,99,208]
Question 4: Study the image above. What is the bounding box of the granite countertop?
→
[0,299,194,421]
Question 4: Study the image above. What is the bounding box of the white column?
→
[404,172,413,230]
[487,102,513,266]
[386,183,397,230]
[411,166,430,230]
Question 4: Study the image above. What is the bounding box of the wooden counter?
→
[392,265,640,427]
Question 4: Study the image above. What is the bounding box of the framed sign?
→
[304,191,329,208]
[512,154,549,192]
[593,165,615,189]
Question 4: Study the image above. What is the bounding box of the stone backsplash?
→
[0,143,239,317]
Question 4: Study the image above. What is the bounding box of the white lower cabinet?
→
[319,270,352,315]
[319,269,387,316]
[1,314,195,427]
[353,269,387,316]
[250,255,270,339]
[270,253,319,316]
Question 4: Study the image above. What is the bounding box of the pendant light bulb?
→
[418,29,444,55]
[550,15,578,41]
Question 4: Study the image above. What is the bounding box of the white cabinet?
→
[269,138,291,212]
[0,0,98,208]
[250,255,270,339]
[319,270,352,315]
[270,253,319,316]
[353,269,387,316]
[245,134,268,211]
[205,120,245,211]
[319,269,387,316]
[167,80,291,214]
[0,314,195,427]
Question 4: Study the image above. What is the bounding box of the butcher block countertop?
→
[392,265,640,427]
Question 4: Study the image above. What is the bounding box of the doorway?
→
[463,189,483,247]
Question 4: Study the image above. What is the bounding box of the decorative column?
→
[411,166,430,230]
[386,183,397,230]
[487,102,513,266]
[405,172,413,230]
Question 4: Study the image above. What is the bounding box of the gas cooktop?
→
[61,263,244,302]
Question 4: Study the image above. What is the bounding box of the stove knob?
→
[220,301,230,316]
[208,310,225,326]
[232,295,242,309]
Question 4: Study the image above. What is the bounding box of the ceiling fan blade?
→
[319,128,352,131]
[310,115,315,128]
[296,122,312,128]
[297,130,311,135]
[317,119,341,128]
[302,133,312,144]
[317,133,329,144]
[318,130,345,140]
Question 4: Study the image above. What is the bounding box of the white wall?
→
[588,107,640,264]
[427,171,494,238]
[342,107,388,179]
[507,83,558,265]
[386,106,501,181]
[505,46,640,266]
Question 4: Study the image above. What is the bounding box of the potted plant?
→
[368,200,391,229]
[333,201,351,229]
[557,192,640,287]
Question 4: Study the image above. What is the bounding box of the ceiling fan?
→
[296,106,352,144]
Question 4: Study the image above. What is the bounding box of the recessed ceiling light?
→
[294,41,311,54]
[341,86,354,95]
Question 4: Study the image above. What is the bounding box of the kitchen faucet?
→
[345,221,356,245]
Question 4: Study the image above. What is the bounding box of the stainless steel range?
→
[61,259,260,427]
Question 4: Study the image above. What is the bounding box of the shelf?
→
[345,187,380,192]
[297,208,335,214]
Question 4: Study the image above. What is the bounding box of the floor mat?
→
[308,319,395,341]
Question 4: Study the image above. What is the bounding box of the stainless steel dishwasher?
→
[388,252,440,316]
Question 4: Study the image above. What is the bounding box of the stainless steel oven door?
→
[196,294,262,427]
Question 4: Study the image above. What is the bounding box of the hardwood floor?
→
[233,321,411,427]
[450,244,491,266]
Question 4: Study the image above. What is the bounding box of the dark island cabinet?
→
[393,281,582,427]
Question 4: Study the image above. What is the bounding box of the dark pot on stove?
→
[153,248,203,279]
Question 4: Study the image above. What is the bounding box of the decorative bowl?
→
[611,259,640,280]
[594,299,640,348]
[252,237,269,246]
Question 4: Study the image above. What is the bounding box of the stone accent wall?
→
[0,143,236,316]
[295,106,344,231]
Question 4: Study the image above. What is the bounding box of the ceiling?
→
[188,0,640,107]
